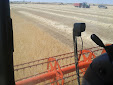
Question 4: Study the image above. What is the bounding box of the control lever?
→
[91,34,113,62]
[91,34,105,48]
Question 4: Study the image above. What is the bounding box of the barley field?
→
[11,4,113,49]
[11,4,113,84]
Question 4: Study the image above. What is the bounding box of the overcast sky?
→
[10,0,113,4]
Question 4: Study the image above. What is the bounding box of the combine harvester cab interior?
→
[0,0,113,85]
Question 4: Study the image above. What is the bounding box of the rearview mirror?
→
[73,23,86,36]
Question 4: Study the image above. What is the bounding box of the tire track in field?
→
[19,4,113,18]
[12,4,113,18]
[18,11,72,34]
[25,5,113,23]
[17,11,96,49]
[13,6,113,29]
[18,11,113,45]
[18,11,92,41]
[25,4,113,17]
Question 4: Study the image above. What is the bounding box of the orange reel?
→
[78,50,96,75]
[47,57,64,85]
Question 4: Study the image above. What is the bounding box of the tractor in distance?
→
[74,2,90,8]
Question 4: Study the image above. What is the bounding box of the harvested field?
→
[11,4,113,49]
[12,9,72,84]
[11,10,71,65]
[11,4,113,84]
